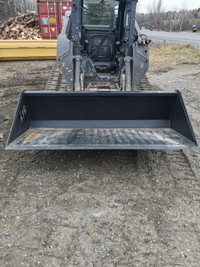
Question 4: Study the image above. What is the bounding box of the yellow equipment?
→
[0,40,57,61]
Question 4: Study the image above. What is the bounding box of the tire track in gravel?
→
[147,65,200,182]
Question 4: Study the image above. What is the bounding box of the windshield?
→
[83,0,119,30]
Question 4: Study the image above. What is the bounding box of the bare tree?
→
[147,0,164,29]
[0,0,37,23]
[3,0,16,17]
[136,1,141,14]
[14,0,37,13]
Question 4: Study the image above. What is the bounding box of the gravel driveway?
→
[0,61,200,266]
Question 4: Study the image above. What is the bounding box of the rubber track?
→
[137,75,152,91]
[184,133,200,179]
[143,75,198,180]
[46,65,68,91]
[45,64,198,179]
[46,64,152,91]
[143,76,199,181]
[166,150,196,179]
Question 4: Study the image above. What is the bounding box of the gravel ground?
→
[0,61,200,266]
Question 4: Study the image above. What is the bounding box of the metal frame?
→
[57,0,150,91]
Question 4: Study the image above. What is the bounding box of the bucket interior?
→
[6,91,198,150]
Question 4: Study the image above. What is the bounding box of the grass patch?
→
[149,44,200,73]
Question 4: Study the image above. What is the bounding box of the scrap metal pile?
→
[0,12,42,40]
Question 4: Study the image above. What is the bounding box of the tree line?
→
[0,0,200,31]
[136,0,200,31]
[0,0,37,23]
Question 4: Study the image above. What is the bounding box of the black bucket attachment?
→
[6,91,198,150]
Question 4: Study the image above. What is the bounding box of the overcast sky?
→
[138,0,200,13]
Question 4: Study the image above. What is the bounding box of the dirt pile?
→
[0,12,41,40]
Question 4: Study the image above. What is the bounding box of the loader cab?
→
[58,0,150,91]
[81,0,122,72]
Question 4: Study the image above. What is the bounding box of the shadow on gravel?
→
[14,149,139,173]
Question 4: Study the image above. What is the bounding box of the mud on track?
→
[0,61,200,266]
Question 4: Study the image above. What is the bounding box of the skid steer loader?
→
[6,0,198,150]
